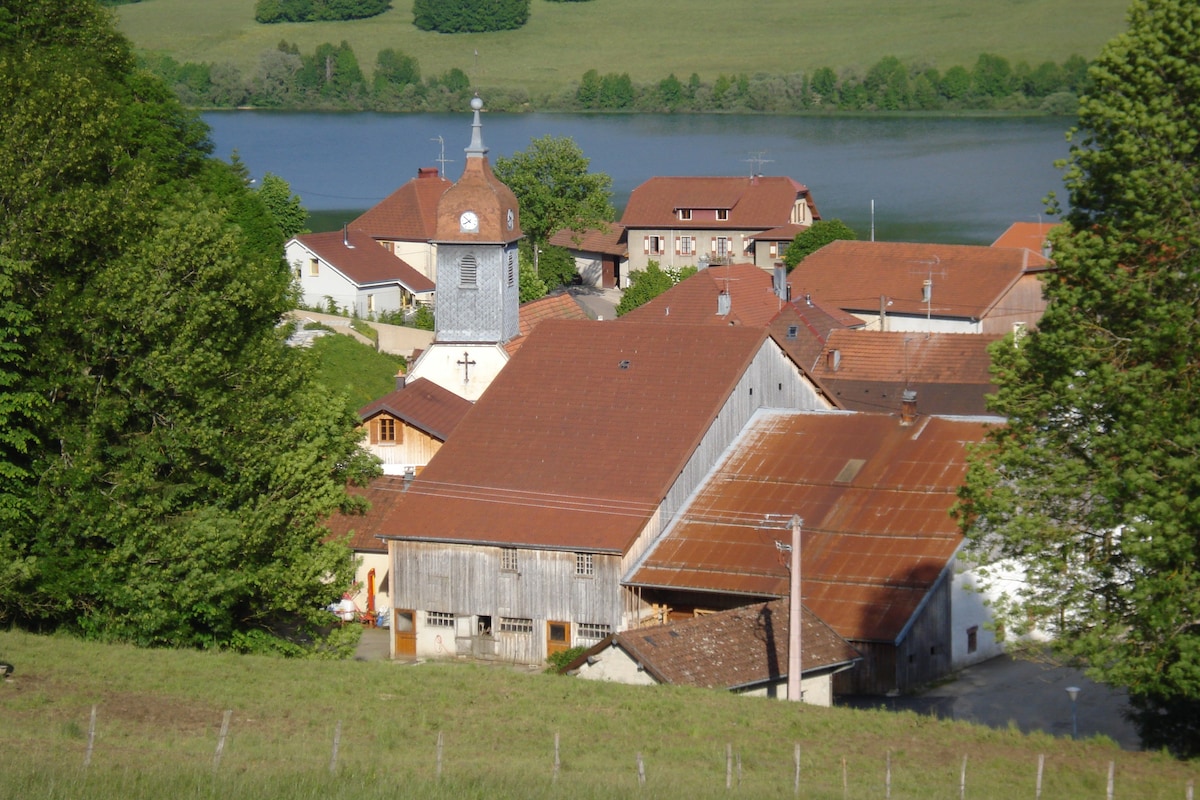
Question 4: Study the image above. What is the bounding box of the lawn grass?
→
[1,630,1195,799]
[114,0,1132,101]
[307,330,406,410]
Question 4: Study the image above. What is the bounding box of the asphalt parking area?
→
[839,653,1142,750]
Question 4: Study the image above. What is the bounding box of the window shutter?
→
[674,238,680,254]
[368,419,379,444]
[643,236,650,254]
[711,239,717,255]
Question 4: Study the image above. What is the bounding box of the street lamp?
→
[1065,686,1081,739]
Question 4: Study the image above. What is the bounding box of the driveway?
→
[840,653,1142,750]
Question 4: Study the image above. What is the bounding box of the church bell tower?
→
[407,97,523,401]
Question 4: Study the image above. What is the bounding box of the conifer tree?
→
[959,0,1200,752]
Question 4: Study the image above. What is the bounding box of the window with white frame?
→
[576,622,611,642]
[500,547,518,572]
[677,236,694,256]
[499,617,533,633]
[714,237,730,258]
[427,611,455,628]
[575,552,594,577]
[645,236,665,255]
[677,208,692,221]
[716,209,729,221]
[309,258,319,276]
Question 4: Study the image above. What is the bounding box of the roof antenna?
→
[431,136,453,175]
[744,150,773,179]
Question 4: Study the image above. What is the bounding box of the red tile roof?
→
[767,302,860,378]
[791,240,1050,320]
[810,331,1001,415]
[621,264,790,327]
[357,377,473,441]
[596,600,860,689]
[621,176,818,230]
[378,321,771,553]
[629,411,992,643]
[991,221,1058,261]
[505,292,593,357]
[349,167,450,242]
[325,476,410,552]
[549,223,627,256]
[294,230,435,293]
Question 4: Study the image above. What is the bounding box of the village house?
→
[348,166,452,281]
[790,239,1051,334]
[620,176,820,277]
[548,223,627,291]
[285,228,435,317]
[565,599,861,706]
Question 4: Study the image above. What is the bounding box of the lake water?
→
[202,111,1075,245]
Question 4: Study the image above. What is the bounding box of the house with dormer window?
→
[620,176,820,278]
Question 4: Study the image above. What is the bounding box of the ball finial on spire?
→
[470,95,483,111]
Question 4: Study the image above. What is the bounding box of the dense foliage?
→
[494,136,615,289]
[957,0,1200,755]
[141,44,1091,114]
[255,0,390,24]
[615,262,696,316]
[0,0,378,654]
[783,219,858,271]
[412,0,529,33]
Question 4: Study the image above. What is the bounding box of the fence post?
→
[553,732,560,783]
[793,743,801,796]
[886,749,891,800]
[960,754,968,800]
[213,710,232,774]
[436,731,444,779]
[726,743,732,790]
[83,705,97,768]
[1035,754,1044,799]
[637,752,646,787]
[329,719,342,774]
[1106,761,1114,800]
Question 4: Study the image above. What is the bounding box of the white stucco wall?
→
[406,342,509,402]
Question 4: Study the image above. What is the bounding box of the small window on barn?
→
[577,622,610,643]
[427,611,455,628]
[499,617,533,634]
[967,626,979,654]
[575,552,594,577]
[787,325,799,339]
[477,615,492,635]
[500,547,518,572]
[309,258,319,276]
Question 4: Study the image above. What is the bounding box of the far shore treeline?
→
[142,42,1091,114]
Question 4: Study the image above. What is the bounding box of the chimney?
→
[773,263,787,300]
[403,466,416,489]
[717,291,731,316]
[418,167,439,179]
[826,348,840,372]
[343,223,354,249]
[395,368,407,390]
[901,389,918,426]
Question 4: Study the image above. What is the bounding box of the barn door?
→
[393,609,416,658]
[547,620,571,658]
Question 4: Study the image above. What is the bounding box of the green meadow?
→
[1,630,1195,799]
[115,0,1132,101]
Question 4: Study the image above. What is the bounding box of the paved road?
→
[841,653,1142,750]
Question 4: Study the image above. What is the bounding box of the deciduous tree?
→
[0,0,377,653]
[958,0,1200,754]
[783,219,858,270]
[494,135,614,287]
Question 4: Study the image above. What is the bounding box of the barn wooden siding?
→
[391,541,624,663]
[832,570,953,695]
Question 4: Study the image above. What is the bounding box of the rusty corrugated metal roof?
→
[628,410,992,643]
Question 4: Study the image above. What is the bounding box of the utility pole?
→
[788,515,803,702]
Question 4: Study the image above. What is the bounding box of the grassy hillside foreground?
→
[1,631,1195,799]
[115,0,1132,101]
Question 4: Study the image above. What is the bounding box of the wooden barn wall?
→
[894,571,953,691]
[366,418,442,470]
[391,541,623,664]
[981,274,1049,334]
[833,641,896,695]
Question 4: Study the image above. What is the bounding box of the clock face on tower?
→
[459,211,479,232]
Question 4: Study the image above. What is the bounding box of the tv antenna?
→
[909,255,947,321]
[431,136,453,174]
[744,151,773,177]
